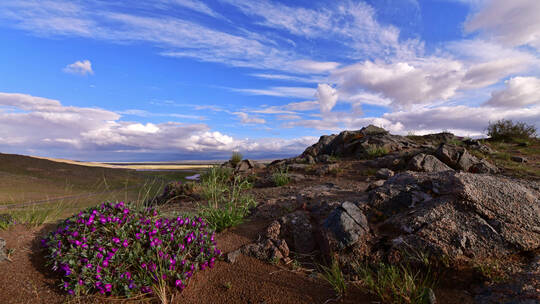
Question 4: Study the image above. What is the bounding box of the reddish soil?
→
[0,221,373,304]
[0,161,481,304]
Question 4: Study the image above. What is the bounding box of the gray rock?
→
[408,153,453,172]
[316,163,339,176]
[367,179,386,191]
[241,239,290,262]
[457,149,478,172]
[376,168,394,179]
[469,159,499,174]
[323,202,370,249]
[235,160,252,173]
[511,156,528,163]
[0,237,6,262]
[305,155,316,164]
[288,164,309,171]
[225,249,241,263]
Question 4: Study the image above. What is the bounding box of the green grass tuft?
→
[272,167,290,187]
[319,258,347,297]
[230,151,243,166]
[197,167,256,232]
[355,262,436,304]
[365,145,389,159]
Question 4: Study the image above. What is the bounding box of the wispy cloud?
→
[231,86,316,98]
[234,112,266,124]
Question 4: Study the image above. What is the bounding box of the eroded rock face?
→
[368,171,540,263]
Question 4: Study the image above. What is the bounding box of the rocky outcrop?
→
[301,125,417,160]
[368,171,540,263]
[435,144,498,173]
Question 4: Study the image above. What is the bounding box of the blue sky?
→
[0,0,539,161]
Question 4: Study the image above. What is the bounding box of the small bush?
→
[319,258,347,297]
[272,167,290,187]
[230,151,243,166]
[355,262,436,304]
[487,119,537,141]
[41,202,220,297]
[365,145,389,159]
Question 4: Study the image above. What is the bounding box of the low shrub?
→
[272,168,290,187]
[487,119,537,141]
[41,202,220,297]
[230,151,243,166]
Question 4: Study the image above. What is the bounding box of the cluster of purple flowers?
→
[41,202,220,297]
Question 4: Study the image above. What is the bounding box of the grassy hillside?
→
[0,153,195,205]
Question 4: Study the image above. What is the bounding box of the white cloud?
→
[0,92,319,158]
[465,0,540,51]
[484,77,540,108]
[332,59,465,108]
[284,103,540,137]
[293,60,340,73]
[316,84,338,113]
[63,60,93,75]
[234,112,266,124]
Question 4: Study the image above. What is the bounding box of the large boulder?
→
[368,171,540,264]
[323,202,370,250]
